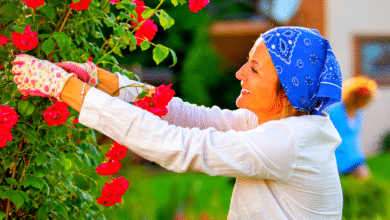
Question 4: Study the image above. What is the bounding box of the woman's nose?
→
[235,64,247,81]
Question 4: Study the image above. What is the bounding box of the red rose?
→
[134,19,158,46]
[0,35,10,46]
[130,0,146,27]
[188,0,210,13]
[95,161,122,176]
[110,0,120,4]
[21,0,44,8]
[152,84,175,107]
[101,176,129,197]
[97,176,129,206]
[71,118,79,124]
[133,96,152,111]
[106,141,128,161]
[0,128,12,148]
[12,25,39,51]
[0,64,3,70]
[87,57,93,62]
[43,102,70,127]
[149,106,168,118]
[97,194,122,206]
[0,105,19,129]
[71,0,92,11]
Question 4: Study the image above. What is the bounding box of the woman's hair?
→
[272,80,307,120]
[342,76,378,110]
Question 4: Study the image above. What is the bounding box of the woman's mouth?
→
[241,88,250,95]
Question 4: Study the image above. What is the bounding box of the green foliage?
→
[0,0,191,218]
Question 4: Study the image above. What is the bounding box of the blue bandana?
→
[261,27,342,115]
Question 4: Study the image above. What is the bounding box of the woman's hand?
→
[12,54,76,101]
[55,61,99,86]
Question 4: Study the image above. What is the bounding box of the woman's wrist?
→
[96,67,120,97]
[61,76,91,112]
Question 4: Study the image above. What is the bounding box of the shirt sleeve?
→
[79,88,298,181]
[115,72,259,132]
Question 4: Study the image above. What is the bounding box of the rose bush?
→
[0,0,209,219]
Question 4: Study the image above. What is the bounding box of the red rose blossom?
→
[21,0,44,8]
[133,96,152,111]
[96,161,122,176]
[0,35,10,46]
[0,128,12,148]
[0,105,19,129]
[110,0,120,4]
[149,106,168,117]
[43,102,70,127]
[131,0,146,26]
[71,0,92,11]
[188,0,210,13]
[134,19,158,46]
[97,176,129,206]
[152,84,175,107]
[106,141,128,161]
[0,64,3,70]
[12,25,39,51]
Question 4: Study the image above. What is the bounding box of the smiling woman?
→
[12,26,344,219]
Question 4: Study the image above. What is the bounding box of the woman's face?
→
[235,38,280,115]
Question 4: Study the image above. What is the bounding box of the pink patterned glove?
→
[12,54,76,101]
[55,61,99,86]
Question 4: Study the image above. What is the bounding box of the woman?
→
[326,76,378,179]
[12,27,343,219]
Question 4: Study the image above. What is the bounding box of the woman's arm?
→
[74,86,298,181]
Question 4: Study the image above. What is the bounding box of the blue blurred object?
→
[326,103,365,174]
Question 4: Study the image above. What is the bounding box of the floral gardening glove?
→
[12,54,76,101]
[55,61,99,86]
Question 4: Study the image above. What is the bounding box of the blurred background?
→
[101,0,390,219]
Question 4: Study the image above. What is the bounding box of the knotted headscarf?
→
[261,27,342,115]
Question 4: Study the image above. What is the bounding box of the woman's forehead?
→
[249,37,265,58]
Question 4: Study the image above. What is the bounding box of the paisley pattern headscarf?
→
[261,27,342,115]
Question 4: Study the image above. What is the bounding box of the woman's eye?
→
[251,67,258,73]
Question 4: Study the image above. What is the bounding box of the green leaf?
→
[40,5,56,19]
[120,2,136,12]
[3,190,17,199]
[71,127,81,142]
[10,192,24,209]
[112,65,121,73]
[153,45,170,65]
[122,70,134,80]
[50,158,63,172]
[18,100,35,116]
[53,202,68,218]
[88,144,100,158]
[0,3,20,21]
[103,18,115,28]
[33,170,47,178]
[169,49,178,67]
[5,178,18,186]
[37,34,50,39]
[171,0,178,6]
[63,158,72,170]
[119,11,131,20]
[35,152,49,166]
[53,32,71,51]
[22,177,33,187]
[18,191,29,203]
[73,0,82,2]
[30,177,45,190]
[42,38,55,56]
[114,26,126,37]
[127,30,137,46]
[0,212,5,220]
[140,41,150,51]
[157,10,175,30]
[141,9,155,19]
[79,191,93,203]
[37,205,47,220]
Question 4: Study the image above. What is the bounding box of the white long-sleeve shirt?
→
[79,75,343,219]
